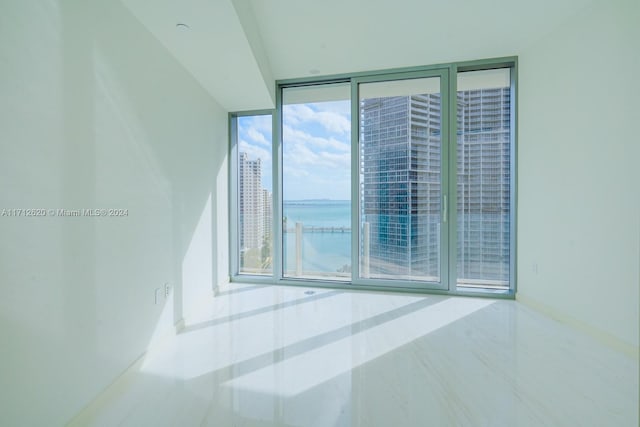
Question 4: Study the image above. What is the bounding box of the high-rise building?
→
[239,152,265,251]
[457,87,511,286]
[361,94,442,279]
[262,188,272,242]
[361,86,510,286]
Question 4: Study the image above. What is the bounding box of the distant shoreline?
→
[284,199,349,203]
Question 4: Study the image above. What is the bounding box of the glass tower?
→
[361,93,442,279]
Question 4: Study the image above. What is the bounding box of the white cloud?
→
[239,140,271,164]
[318,151,351,169]
[238,115,271,135]
[311,101,351,116]
[283,104,312,125]
[314,111,350,134]
[249,115,272,135]
[247,127,270,146]
[284,141,319,166]
[284,103,350,135]
[283,125,349,153]
[283,140,350,171]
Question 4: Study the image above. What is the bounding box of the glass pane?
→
[237,115,273,275]
[456,68,511,289]
[282,83,351,280]
[359,77,442,282]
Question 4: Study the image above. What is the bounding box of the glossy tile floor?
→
[78,284,638,426]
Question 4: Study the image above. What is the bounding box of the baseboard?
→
[66,350,148,426]
[65,281,233,426]
[213,276,231,295]
[66,315,185,426]
[174,317,186,333]
[516,293,639,361]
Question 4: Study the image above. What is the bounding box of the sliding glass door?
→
[355,71,448,289]
[281,83,352,281]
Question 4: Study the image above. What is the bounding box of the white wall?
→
[0,1,228,425]
[518,0,639,351]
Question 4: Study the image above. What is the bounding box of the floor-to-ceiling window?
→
[357,72,446,290]
[231,113,273,276]
[230,58,516,295]
[456,69,513,290]
[281,83,351,281]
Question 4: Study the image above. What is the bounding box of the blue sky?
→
[237,100,351,200]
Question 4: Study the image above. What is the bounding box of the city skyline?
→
[238,76,511,285]
[237,100,351,200]
[360,89,443,279]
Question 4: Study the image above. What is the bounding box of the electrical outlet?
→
[164,283,171,297]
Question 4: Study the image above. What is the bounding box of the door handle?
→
[443,194,447,223]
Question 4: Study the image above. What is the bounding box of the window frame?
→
[280,81,353,282]
[351,69,449,291]
[229,57,517,298]
[229,109,275,279]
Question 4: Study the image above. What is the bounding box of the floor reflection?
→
[77,284,639,427]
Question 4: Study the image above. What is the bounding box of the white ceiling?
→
[121,0,596,111]
[121,0,274,111]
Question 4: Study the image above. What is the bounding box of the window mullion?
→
[350,79,360,283]
[448,64,458,291]
[273,92,283,282]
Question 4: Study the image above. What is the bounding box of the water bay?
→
[283,200,351,275]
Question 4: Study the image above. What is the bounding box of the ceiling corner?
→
[120,0,274,112]
[230,0,275,107]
